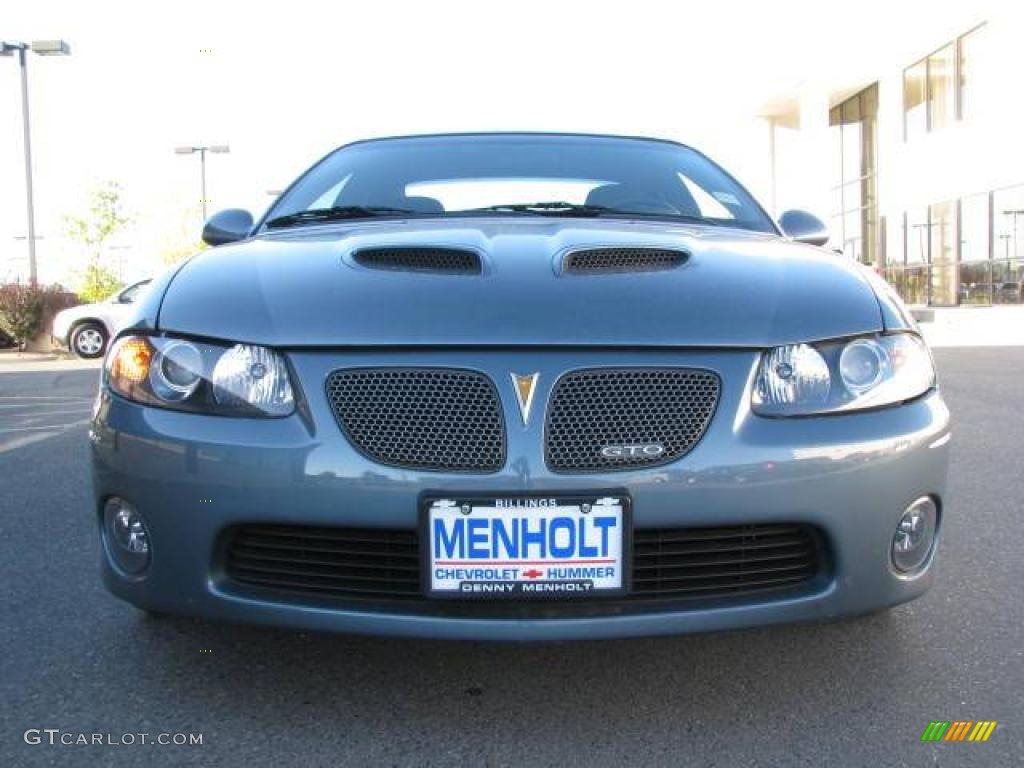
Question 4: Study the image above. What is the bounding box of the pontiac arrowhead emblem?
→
[510,372,540,426]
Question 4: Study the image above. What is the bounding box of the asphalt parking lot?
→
[1,348,1021,767]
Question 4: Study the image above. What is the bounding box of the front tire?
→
[70,322,108,359]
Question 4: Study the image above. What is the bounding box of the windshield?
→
[263,134,776,233]
[117,281,150,304]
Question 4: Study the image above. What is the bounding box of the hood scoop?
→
[353,247,481,274]
[563,247,688,274]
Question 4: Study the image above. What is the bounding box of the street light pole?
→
[200,148,208,220]
[174,144,230,221]
[1,39,70,283]
[15,47,39,283]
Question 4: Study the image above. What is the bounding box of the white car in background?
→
[52,279,151,358]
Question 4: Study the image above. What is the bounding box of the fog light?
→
[892,497,937,574]
[103,497,151,574]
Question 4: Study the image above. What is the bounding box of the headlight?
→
[151,340,204,401]
[211,344,294,415]
[105,335,295,417]
[756,344,831,409]
[752,333,935,416]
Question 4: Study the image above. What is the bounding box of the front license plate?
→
[424,495,628,599]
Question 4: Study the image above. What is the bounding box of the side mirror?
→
[202,209,254,246]
[779,210,830,247]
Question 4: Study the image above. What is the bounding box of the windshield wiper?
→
[468,201,719,225]
[470,202,612,217]
[265,206,418,229]
[266,202,722,228]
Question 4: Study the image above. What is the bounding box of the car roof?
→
[336,132,699,152]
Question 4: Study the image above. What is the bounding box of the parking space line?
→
[0,418,90,454]
[0,397,95,403]
[0,397,94,401]
[0,405,95,411]
[0,402,93,408]
[0,419,91,434]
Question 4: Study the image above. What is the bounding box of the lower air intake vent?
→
[223,523,824,605]
[326,368,506,472]
[564,247,688,274]
[631,524,823,599]
[353,247,481,274]
[225,524,421,599]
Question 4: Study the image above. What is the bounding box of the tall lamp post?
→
[174,144,230,221]
[1,39,71,284]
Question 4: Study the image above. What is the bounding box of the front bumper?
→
[51,313,73,347]
[90,348,951,640]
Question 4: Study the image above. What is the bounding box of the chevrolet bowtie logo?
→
[510,372,540,426]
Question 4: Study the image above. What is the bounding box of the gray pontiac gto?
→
[91,133,950,640]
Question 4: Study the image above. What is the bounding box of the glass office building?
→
[763,14,1023,307]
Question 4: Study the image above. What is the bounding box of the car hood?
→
[57,301,110,320]
[157,218,884,348]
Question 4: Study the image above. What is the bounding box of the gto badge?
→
[601,444,666,459]
[510,372,540,426]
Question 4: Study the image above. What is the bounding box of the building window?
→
[929,200,958,306]
[890,186,1024,307]
[903,59,927,140]
[960,192,991,263]
[994,186,1024,260]
[958,260,992,305]
[830,84,878,267]
[904,24,986,138]
[992,184,1024,304]
[905,207,929,265]
[897,208,929,305]
[959,192,992,305]
[927,43,956,132]
[884,212,904,272]
[958,24,987,121]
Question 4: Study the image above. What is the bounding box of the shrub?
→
[0,282,77,349]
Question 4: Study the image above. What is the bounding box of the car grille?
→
[352,247,481,274]
[225,524,420,599]
[545,368,720,472]
[563,247,688,274]
[326,368,506,472]
[631,524,821,598]
[223,523,822,605]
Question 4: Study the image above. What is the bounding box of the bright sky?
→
[0,0,991,284]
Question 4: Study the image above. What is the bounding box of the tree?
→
[159,205,208,266]
[65,181,132,302]
[159,240,206,266]
[78,263,124,303]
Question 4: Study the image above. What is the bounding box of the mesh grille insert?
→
[545,368,720,472]
[564,247,688,274]
[326,368,505,472]
[353,247,481,274]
